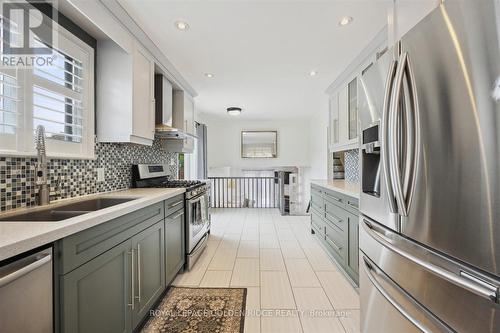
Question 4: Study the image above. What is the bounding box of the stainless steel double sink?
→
[0,197,136,222]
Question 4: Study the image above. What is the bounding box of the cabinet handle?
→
[128,249,135,310]
[169,200,183,209]
[325,192,341,202]
[136,244,141,303]
[325,212,342,225]
[325,233,342,252]
[170,211,184,220]
[347,201,358,208]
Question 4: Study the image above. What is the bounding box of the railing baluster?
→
[207,177,280,209]
[264,178,267,208]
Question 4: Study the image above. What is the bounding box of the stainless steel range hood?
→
[155,123,196,140]
[154,74,195,140]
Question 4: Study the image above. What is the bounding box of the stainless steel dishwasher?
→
[0,247,53,333]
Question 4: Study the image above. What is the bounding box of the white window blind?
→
[33,41,85,144]
[0,72,19,134]
[0,3,94,158]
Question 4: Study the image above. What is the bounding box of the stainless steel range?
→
[132,164,210,270]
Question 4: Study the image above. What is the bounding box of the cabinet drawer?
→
[324,201,346,231]
[324,223,347,265]
[311,193,323,211]
[57,202,164,275]
[165,194,184,216]
[323,188,344,206]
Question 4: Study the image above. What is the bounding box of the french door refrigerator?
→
[358,1,500,332]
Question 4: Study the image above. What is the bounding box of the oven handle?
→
[188,192,207,204]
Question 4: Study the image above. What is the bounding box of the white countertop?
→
[0,188,185,262]
[311,179,360,199]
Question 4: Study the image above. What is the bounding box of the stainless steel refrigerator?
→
[358,1,500,332]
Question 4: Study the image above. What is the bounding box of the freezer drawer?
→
[360,216,500,332]
[360,252,452,333]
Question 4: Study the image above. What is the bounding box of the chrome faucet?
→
[35,125,50,205]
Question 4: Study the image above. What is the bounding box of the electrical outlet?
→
[96,168,105,182]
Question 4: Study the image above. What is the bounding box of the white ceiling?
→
[118,0,389,120]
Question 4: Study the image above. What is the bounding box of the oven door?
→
[187,192,209,253]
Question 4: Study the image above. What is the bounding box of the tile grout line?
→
[275,214,304,333]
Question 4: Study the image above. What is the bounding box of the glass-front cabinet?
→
[328,76,359,152]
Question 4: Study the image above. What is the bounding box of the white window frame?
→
[0,14,95,159]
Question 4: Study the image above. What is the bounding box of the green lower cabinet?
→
[310,185,359,286]
[165,209,185,285]
[60,221,166,333]
[131,222,166,328]
[61,240,133,333]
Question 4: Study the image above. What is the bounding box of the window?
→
[0,5,94,158]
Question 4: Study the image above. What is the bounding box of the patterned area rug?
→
[141,287,247,333]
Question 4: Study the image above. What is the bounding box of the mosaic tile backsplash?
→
[0,139,178,212]
[344,149,359,183]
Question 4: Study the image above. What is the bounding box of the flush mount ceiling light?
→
[227,107,242,116]
[175,21,189,31]
[309,70,318,76]
[204,73,215,78]
[339,16,353,26]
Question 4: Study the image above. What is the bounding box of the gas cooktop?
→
[160,180,203,189]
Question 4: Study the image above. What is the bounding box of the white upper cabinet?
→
[97,40,155,145]
[327,28,387,153]
[173,90,195,135]
[329,81,358,152]
[132,44,155,141]
[391,0,440,43]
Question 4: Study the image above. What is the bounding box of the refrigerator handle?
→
[362,219,500,304]
[381,59,398,214]
[362,256,454,333]
[389,53,409,216]
[403,53,420,215]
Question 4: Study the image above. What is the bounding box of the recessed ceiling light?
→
[227,107,242,116]
[339,16,353,26]
[175,21,189,31]
[205,73,215,78]
[309,70,318,76]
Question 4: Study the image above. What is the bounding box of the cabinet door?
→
[347,77,358,143]
[61,240,132,333]
[131,222,165,329]
[133,45,155,141]
[165,209,185,285]
[337,85,349,146]
[184,94,195,135]
[346,211,359,284]
[328,94,339,150]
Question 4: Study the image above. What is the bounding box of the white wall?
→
[199,115,310,174]
[303,102,330,205]
[198,114,312,212]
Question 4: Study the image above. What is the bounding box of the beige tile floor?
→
[173,208,360,333]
